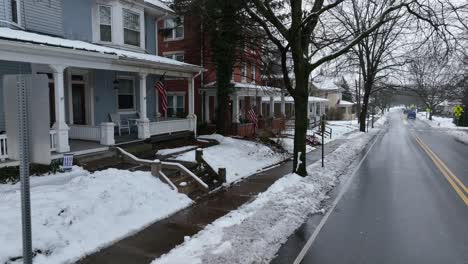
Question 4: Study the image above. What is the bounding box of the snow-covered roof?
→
[0,28,200,71]
[262,96,328,103]
[233,82,282,92]
[144,0,173,12]
[337,100,354,106]
[313,76,341,91]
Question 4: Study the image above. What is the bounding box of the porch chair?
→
[110,113,131,136]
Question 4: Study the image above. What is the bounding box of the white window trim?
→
[250,63,256,83]
[163,17,184,42]
[92,1,145,50]
[162,51,185,62]
[241,62,247,83]
[10,0,21,27]
[98,4,113,43]
[122,8,141,47]
[167,93,186,117]
[116,75,136,113]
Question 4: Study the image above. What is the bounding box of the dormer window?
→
[99,5,112,42]
[123,9,140,46]
[11,0,19,24]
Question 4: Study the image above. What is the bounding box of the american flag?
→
[155,75,167,115]
[247,108,258,127]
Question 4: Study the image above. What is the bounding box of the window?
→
[164,52,184,62]
[123,9,140,46]
[99,5,112,42]
[117,78,135,111]
[164,18,184,40]
[241,63,247,82]
[167,95,185,118]
[10,0,19,24]
[250,63,256,82]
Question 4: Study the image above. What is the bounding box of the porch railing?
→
[69,125,101,142]
[149,118,194,136]
[49,130,57,152]
[0,134,7,161]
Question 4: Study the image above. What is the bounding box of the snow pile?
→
[176,134,286,183]
[447,130,468,145]
[417,112,458,128]
[157,145,197,156]
[153,129,381,264]
[0,169,192,264]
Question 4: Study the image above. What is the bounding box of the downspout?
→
[191,70,202,136]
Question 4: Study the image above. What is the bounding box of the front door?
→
[72,83,86,125]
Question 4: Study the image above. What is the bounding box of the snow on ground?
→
[0,169,192,264]
[417,112,468,144]
[273,137,315,154]
[175,134,286,183]
[157,145,197,156]
[153,127,384,264]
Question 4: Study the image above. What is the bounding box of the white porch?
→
[0,28,202,163]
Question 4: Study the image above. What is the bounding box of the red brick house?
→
[156,15,284,135]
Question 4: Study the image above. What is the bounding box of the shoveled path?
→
[77,138,346,264]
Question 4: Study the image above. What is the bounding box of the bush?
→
[326,107,344,120]
[0,160,61,184]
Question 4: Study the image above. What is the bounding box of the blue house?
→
[0,0,202,164]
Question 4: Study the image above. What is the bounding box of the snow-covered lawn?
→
[0,168,192,264]
[152,127,382,264]
[175,134,286,183]
[274,137,315,154]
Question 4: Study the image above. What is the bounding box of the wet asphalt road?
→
[276,111,468,264]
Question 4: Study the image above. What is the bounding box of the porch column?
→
[280,94,286,117]
[232,94,240,123]
[258,97,263,116]
[138,72,150,139]
[50,65,70,153]
[269,96,275,118]
[307,100,311,118]
[187,76,196,118]
[204,93,210,123]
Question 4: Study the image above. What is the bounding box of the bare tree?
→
[407,44,463,120]
[243,0,442,176]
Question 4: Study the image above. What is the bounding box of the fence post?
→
[151,159,162,178]
[218,168,227,183]
[195,148,203,164]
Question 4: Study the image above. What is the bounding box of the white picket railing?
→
[69,125,101,142]
[149,119,195,136]
[0,134,8,161]
[49,130,57,152]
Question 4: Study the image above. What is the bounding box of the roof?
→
[313,76,342,91]
[204,81,283,93]
[262,96,329,103]
[0,28,200,71]
[144,0,174,12]
[337,100,354,106]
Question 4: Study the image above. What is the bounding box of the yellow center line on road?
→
[413,134,468,206]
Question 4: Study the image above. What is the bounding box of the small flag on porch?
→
[155,74,167,116]
[62,154,74,172]
[248,108,258,127]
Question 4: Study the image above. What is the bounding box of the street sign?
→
[454,105,463,118]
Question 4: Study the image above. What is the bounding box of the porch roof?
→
[0,28,202,77]
[204,81,283,97]
[262,96,329,103]
[337,100,354,107]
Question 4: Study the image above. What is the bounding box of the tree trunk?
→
[293,94,308,176]
[429,110,433,120]
[216,92,229,135]
[359,81,372,132]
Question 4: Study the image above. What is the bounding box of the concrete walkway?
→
[78,139,347,264]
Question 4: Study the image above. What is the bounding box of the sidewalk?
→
[78,139,346,264]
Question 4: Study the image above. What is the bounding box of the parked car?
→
[407,111,416,119]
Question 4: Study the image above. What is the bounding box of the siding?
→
[23,0,63,36]
[0,60,32,132]
[0,0,6,21]
[145,14,156,55]
[63,0,92,41]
